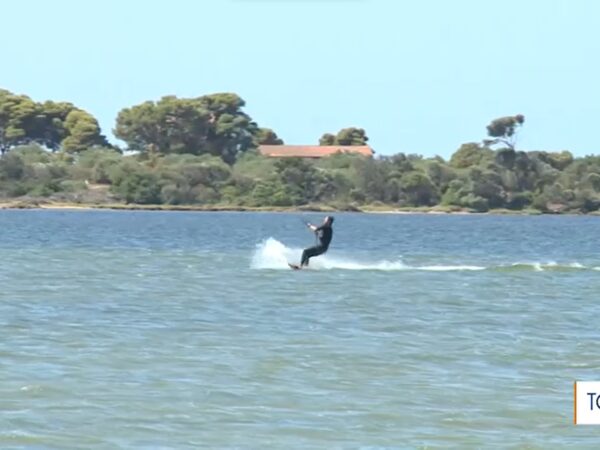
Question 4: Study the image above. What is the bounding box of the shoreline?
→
[0,200,595,216]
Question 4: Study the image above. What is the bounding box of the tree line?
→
[1,89,372,160]
[0,88,597,213]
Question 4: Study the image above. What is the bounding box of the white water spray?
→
[250,238,486,271]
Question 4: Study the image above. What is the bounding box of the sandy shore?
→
[0,200,555,215]
[0,201,334,213]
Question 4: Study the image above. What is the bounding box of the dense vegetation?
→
[1,89,598,213]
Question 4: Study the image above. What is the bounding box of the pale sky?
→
[2,0,599,158]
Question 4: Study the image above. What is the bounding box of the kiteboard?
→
[288,263,302,270]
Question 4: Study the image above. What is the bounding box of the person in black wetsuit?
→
[300,216,334,267]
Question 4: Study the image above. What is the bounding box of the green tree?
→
[584,173,600,191]
[110,163,162,204]
[532,182,571,212]
[115,93,259,164]
[319,133,336,145]
[0,151,25,180]
[319,127,369,146]
[389,153,414,172]
[351,157,387,202]
[506,191,533,209]
[460,193,489,212]
[250,179,293,206]
[449,143,493,169]
[198,93,259,164]
[532,150,574,171]
[0,90,39,153]
[335,127,368,145]
[255,127,283,145]
[0,90,107,153]
[34,101,75,150]
[425,160,456,193]
[484,114,525,150]
[274,158,318,204]
[441,179,468,206]
[75,148,123,183]
[472,169,505,208]
[62,110,107,152]
[114,96,210,155]
[400,172,438,206]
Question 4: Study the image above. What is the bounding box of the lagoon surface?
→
[1,210,600,449]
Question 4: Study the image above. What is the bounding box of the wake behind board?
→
[288,263,302,270]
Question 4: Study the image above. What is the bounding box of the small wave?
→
[499,262,588,272]
[20,385,41,392]
[318,258,407,271]
[417,265,485,271]
[250,239,596,273]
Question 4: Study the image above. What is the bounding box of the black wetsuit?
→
[301,224,333,266]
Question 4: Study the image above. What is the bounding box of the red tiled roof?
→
[258,145,374,158]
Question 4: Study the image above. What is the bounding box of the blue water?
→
[1,210,599,449]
